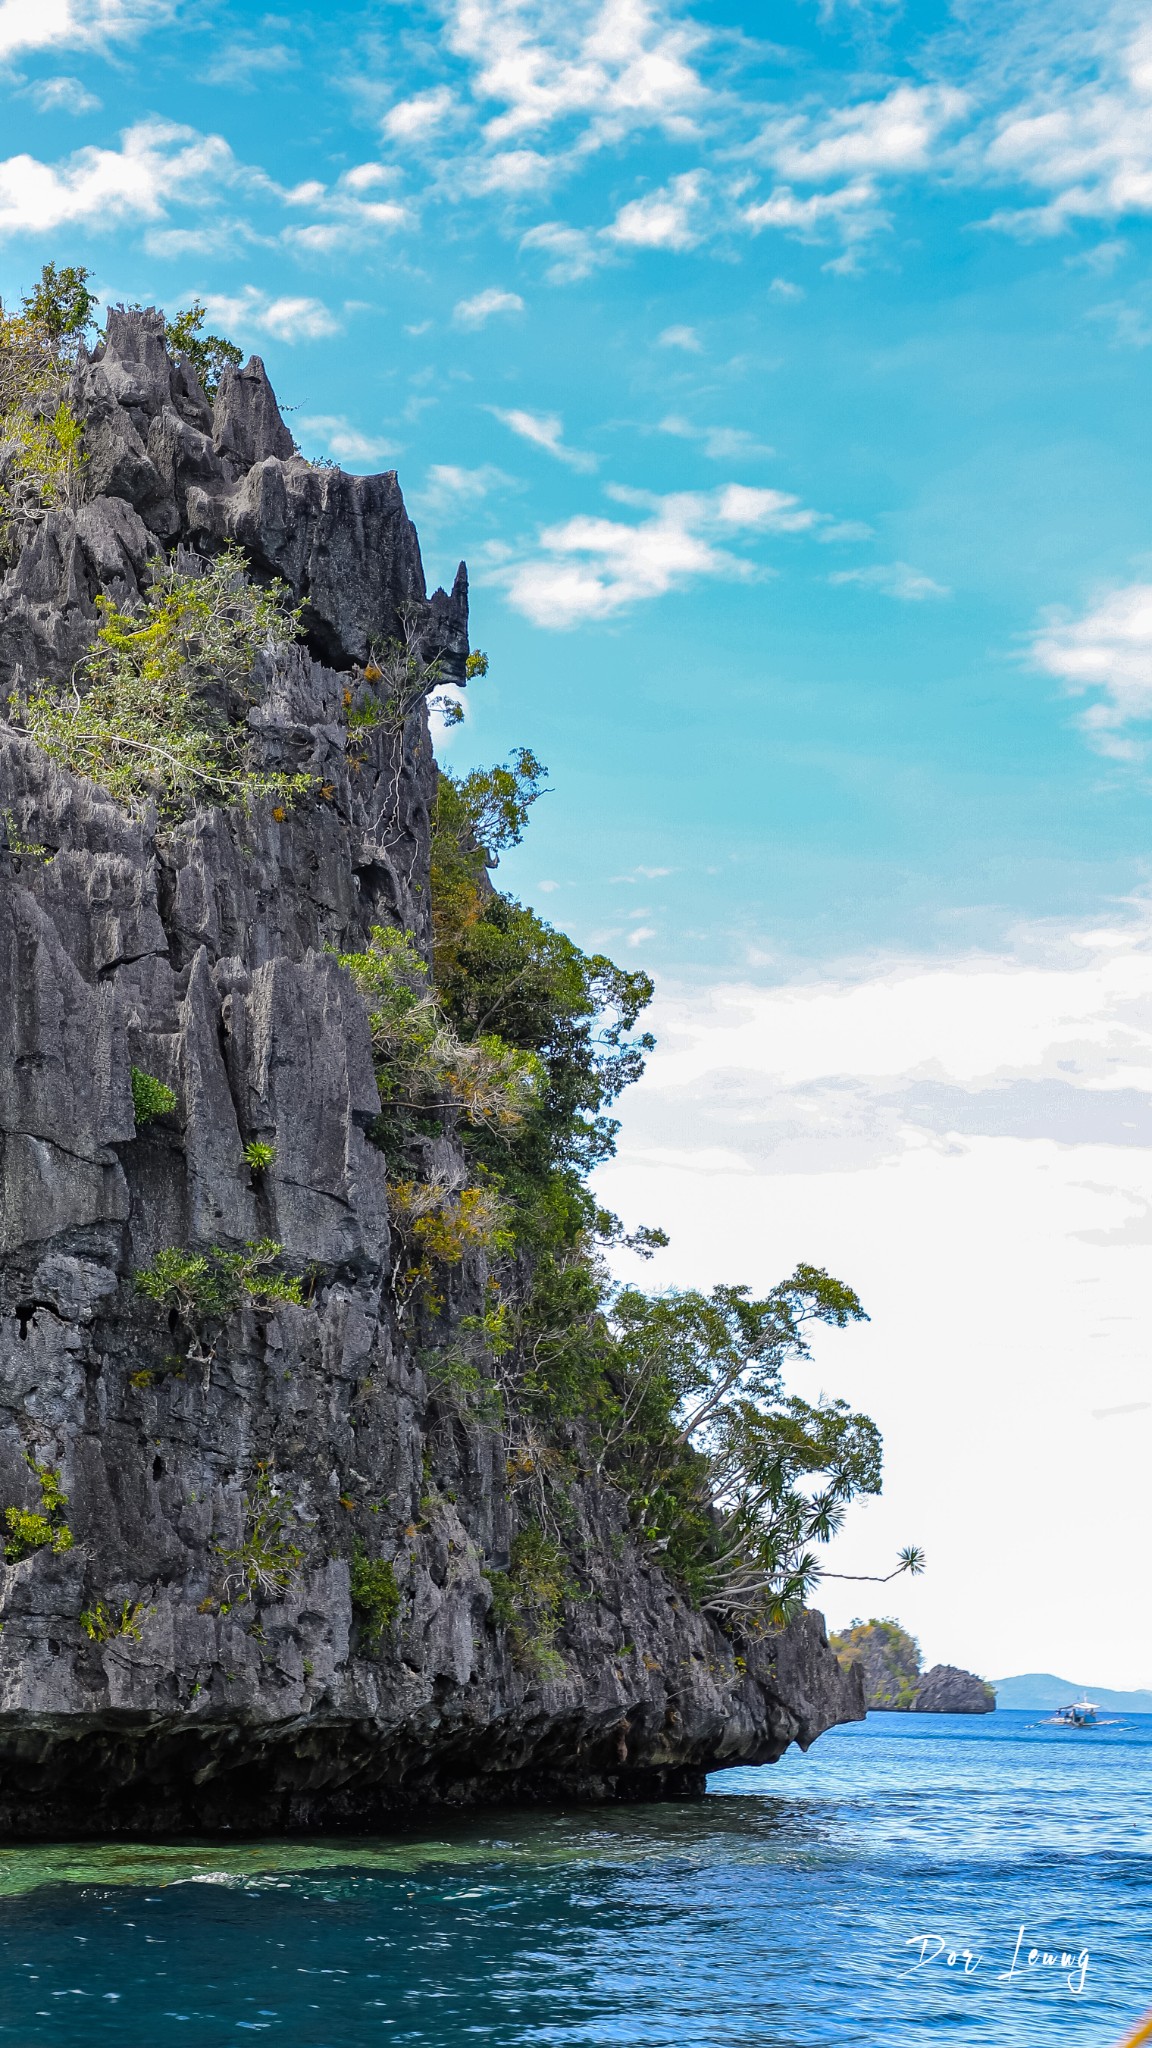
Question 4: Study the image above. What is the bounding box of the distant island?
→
[993,1673,1152,1713]
[831,1620,995,1713]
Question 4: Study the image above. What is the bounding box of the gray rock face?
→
[0,312,862,1835]
[911,1665,996,1714]
[0,306,468,696]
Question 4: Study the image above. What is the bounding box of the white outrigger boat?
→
[1052,1699,1100,1727]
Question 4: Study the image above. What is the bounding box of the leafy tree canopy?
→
[164,302,243,400]
[19,263,98,343]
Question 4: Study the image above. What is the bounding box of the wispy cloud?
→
[298,414,395,462]
[494,479,822,627]
[201,285,340,343]
[488,405,595,470]
[981,19,1152,236]
[281,163,410,252]
[657,323,703,350]
[659,415,775,462]
[519,219,603,282]
[413,462,517,517]
[453,286,525,327]
[743,178,882,243]
[830,561,951,601]
[767,85,968,183]
[1086,298,1152,347]
[203,33,299,89]
[27,74,101,113]
[1031,580,1152,757]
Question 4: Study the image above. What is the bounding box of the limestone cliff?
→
[0,309,862,1836]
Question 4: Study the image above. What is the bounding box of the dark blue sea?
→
[1,1709,1149,2046]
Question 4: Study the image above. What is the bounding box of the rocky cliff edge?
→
[0,308,862,1835]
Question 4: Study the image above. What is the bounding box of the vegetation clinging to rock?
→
[164,301,243,400]
[0,263,96,540]
[134,1241,309,1321]
[131,1068,177,1127]
[12,547,310,819]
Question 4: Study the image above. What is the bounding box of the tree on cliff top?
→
[164,302,243,400]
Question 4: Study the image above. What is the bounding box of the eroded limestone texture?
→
[0,310,861,1835]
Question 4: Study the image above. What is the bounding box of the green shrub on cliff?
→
[135,1240,308,1321]
[485,1525,574,1679]
[0,266,95,538]
[337,924,543,1154]
[216,1465,303,1604]
[164,302,242,400]
[349,1550,401,1643]
[13,547,311,819]
[131,1067,177,1127]
[2,1455,73,1563]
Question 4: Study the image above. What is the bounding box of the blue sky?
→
[3,0,1152,970]
[5,0,1152,1680]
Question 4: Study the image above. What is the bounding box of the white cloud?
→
[606,169,706,250]
[0,120,403,261]
[488,405,595,470]
[200,286,340,343]
[597,908,1152,1686]
[455,148,555,195]
[443,0,709,153]
[830,560,951,601]
[1031,581,1152,757]
[382,84,457,141]
[281,164,410,251]
[495,479,821,627]
[0,118,236,238]
[520,175,710,282]
[628,925,657,946]
[203,34,298,88]
[770,84,968,183]
[0,0,168,60]
[414,462,516,516]
[298,414,395,463]
[520,219,602,282]
[27,73,100,112]
[657,322,702,350]
[659,415,775,462]
[453,286,525,328]
[742,178,881,241]
[982,20,1152,234]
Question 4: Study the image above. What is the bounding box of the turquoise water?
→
[1,1709,1149,2044]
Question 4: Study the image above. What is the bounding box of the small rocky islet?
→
[831,1618,995,1713]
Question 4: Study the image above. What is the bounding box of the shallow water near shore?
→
[1,1709,1149,2045]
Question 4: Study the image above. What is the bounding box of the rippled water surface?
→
[1,1710,1150,2044]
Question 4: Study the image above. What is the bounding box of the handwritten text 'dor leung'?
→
[900,1927,1089,1996]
